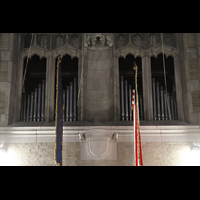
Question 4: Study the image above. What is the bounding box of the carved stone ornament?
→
[67,33,82,49]
[132,33,144,48]
[80,129,117,160]
[85,33,113,49]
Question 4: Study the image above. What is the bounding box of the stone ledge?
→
[0,125,200,143]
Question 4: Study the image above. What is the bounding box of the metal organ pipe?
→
[129,85,132,121]
[37,84,41,121]
[41,80,45,121]
[139,95,144,121]
[167,93,171,121]
[156,82,161,121]
[152,78,157,120]
[30,92,34,121]
[160,86,165,121]
[66,86,69,121]
[120,76,125,121]
[171,96,174,120]
[33,88,37,122]
[26,95,30,121]
[174,99,177,120]
[119,76,143,121]
[69,82,73,122]
[125,80,129,121]
[23,96,26,122]
[64,79,77,122]
[73,78,77,121]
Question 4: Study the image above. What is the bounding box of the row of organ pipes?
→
[21,77,77,122]
[21,76,177,122]
[120,76,144,121]
[62,77,77,121]
[21,80,45,122]
[152,78,177,121]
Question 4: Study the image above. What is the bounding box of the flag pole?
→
[133,62,143,166]
[54,55,63,166]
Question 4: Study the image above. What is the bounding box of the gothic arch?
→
[20,45,50,60]
[51,44,82,59]
[115,44,146,59]
[147,46,178,58]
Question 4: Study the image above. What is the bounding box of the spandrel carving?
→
[164,33,176,48]
[85,33,113,49]
[132,33,144,48]
[115,33,129,49]
[36,33,50,50]
[148,33,161,49]
[67,33,82,50]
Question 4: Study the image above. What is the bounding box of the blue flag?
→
[55,58,63,166]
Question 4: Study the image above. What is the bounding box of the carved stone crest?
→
[80,129,117,160]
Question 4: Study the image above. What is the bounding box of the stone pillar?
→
[179,33,200,124]
[174,55,184,121]
[0,33,19,125]
[142,55,153,121]
[45,55,55,122]
[84,47,114,123]
[114,54,120,122]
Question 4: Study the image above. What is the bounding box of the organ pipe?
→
[73,78,77,121]
[37,84,41,121]
[129,85,132,121]
[125,80,129,121]
[152,78,157,120]
[160,86,165,121]
[66,86,69,121]
[69,82,73,122]
[120,76,125,121]
[156,82,161,121]
[41,80,45,121]
[26,95,30,121]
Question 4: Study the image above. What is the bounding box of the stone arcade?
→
[0,33,200,166]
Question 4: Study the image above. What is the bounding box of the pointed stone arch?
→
[115,44,146,59]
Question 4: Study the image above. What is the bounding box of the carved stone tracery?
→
[85,33,113,49]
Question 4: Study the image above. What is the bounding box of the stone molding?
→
[0,125,200,144]
[115,44,178,59]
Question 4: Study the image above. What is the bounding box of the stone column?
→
[179,33,200,124]
[174,55,184,121]
[45,55,55,122]
[114,54,120,122]
[0,33,19,125]
[84,47,114,123]
[142,55,153,121]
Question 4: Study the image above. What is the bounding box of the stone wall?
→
[1,141,197,166]
[178,33,200,124]
[0,33,19,126]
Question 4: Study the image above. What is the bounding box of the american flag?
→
[133,63,143,166]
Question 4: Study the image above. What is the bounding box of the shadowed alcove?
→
[54,54,78,122]
[119,54,143,121]
[151,53,177,121]
[21,55,46,122]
